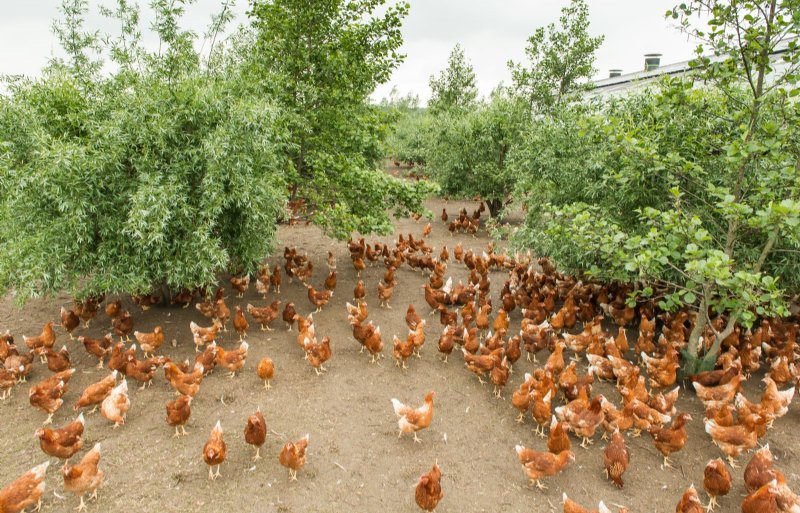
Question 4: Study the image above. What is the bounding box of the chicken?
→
[62,443,103,512]
[270,264,282,293]
[692,374,742,410]
[257,356,275,390]
[164,362,204,397]
[203,420,227,480]
[346,301,368,324]
[327,251,337,271]
[0,367,18,400]
[232,306,249,341]
[190,320,221,352]
[736,376,796,424]
[244,408,267,461]
[215,298,231,331]
[354,280,366,303]
[603,430,629,488]
[324,270,337,291]
[100,379,130,428]
[23,321,56,362]
[745,444,784,494]
[74,371,117,413]
[490,357,510,399]
[124,350,162,389]
[462,347,499,384]
[378,280,396,308]
[675,485,705,513]
[556,395,605,448]
[406,304,422,330]
[255,271,270,297]
[79,334,113,369]
[393,334,415,370]
[742,480,779,513]
[279,303,296,332]
[492,309,509,334]
[215,341,248,377]
[304,336,332,375]
[230,274,250,297]
[704,418,758,467]
[196,298,217,319]
[307,285,333,313]
[104,300,122,320]
[29,373,71,424]
[133,326,164,358]
[247,301,281,331]
[61,307,81,339]
[641,349,680,389]
[0,461,49,513]
[364,324,384,363]
[36,413,84,459]
[648,412,691,468]
[166,395,192,437]
[703,458,732,510]
[514,446,575,490]
[195,342,218,375]
[563,494,610,513]
[547,415,572,454]
[279,434,310,481]
[171,289,194,307]
[437,325,455,363]
[44,345,71,373]
[131,293,160,311]
[391,391,435,443]
[112,311,134,342]
[415,462,443,512]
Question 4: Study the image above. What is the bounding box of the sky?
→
[0,0,698,103]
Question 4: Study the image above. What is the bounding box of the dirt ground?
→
[1,197,798,513]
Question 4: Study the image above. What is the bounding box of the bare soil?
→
[1,198,798,513]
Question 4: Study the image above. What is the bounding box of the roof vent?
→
[609,69,622,78]
[644,53,662,71]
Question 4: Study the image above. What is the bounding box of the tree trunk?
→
[487,199,503,218]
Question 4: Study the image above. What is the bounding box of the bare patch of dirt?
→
[1,198,798,513]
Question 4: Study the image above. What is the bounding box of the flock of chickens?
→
[1,202,800,513]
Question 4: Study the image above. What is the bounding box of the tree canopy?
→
[511,0,800,372]
[245,0,434,238]
[509,0,604,114]
[427,44,479,115]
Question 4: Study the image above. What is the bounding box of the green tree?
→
[427,88,526,217]
[509,0,604,114]
[380,88,431,166]
[513,0,800,374]
[0,0,286,302]
[246,0,433,238]
[428,44,479,115]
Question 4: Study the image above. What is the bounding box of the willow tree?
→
[246,0,434,238]
[0,0,286,302]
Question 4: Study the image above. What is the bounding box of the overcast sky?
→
[0,0,697,103]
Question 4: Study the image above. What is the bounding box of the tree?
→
[245,0,434,238]
[512,0,800,374]
[427,88,526,217]
[380,88,431,167]
[428,44,479,114]
[509,0,603,114]
[0,0,286,302]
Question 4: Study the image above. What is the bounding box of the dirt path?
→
[0,198,796,513]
